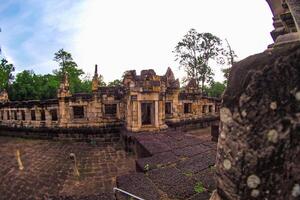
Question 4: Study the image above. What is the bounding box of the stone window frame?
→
[13,110,18,120]
[104,103,118,117]
[50,109,58,121]
[72,105,85,120]
[21,110,26,121]
[208,105,213,113]
[7,110,10,120]
[184,103,192,114]
[31,110,36,121]
[40,109,46,121]
[202,105,208,114]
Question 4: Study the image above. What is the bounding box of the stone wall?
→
[0,68,220,133]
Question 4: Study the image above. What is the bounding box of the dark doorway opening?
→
[73,106,84,119]
[41,110,46,121]
[165,102,172,115]
[21,110,25,120]
[50,109,58,121]
[184,103,192,114]
[141,102,153,125]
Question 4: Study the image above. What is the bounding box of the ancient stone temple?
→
[0,66,219,133]
[211,1,300,199]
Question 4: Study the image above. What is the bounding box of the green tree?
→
[53,49,84,94]
[204,82,226,98]
[0,59,15,90]
[39,74,60,99]
[221,39,237,85]
[9,70,38,100]
[174,29,227,92]
[107,79,122,87]
[9,71,60,101]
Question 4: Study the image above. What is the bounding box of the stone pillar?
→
[25,109,31,123]
[3,110,7,120]
[137,101,141,129]
[155,101,159,128]
[45,109,51,127]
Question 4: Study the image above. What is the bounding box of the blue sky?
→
[0,0,84,74]
[0,0,273,83]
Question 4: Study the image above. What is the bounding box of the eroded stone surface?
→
[216,43,300,200]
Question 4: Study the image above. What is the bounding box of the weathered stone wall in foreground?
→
[215,43,300,199]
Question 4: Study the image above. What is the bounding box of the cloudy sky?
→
[0,0,273,83]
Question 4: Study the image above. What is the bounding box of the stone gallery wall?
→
[0,68,220,133]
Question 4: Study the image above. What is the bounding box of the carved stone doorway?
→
[141,102,154,126]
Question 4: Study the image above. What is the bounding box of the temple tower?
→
[92,64,99,92]
[57,73,71,98]
[57,72,71,127]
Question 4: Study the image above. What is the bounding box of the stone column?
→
[3,109,7,120]
[155,101,159,128]
[137,101,141,129]
[45,109,51,127]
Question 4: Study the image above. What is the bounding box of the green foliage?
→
[174,29,228,92]
[204,82,226,98]
[9,70,60,101]
[107,79,122,87]
[0,59,15,90]
[194,181,205,193]
[222,39,237,85]
[221,67,231,85]
[53,49,84,94]
[6,49,109,100]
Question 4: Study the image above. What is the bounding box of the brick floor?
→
[0,137,135,200]
[117,127,217,200]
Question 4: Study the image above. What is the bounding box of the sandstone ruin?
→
[0,66,219,133]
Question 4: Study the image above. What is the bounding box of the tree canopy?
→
[0,59,15,91]
[9,71,60,101]
[53,49,85,94]
[5,49,108,101]
[204,81,226,98]
[107,79,122,87]
[221,39,237,85]
[174,29,229,92]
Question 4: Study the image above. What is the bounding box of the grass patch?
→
[194,181,205,193]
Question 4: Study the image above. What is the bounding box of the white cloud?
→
[1,0,274,84]
[71,0,273,83]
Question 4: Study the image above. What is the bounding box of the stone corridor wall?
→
[0,69,220,132]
